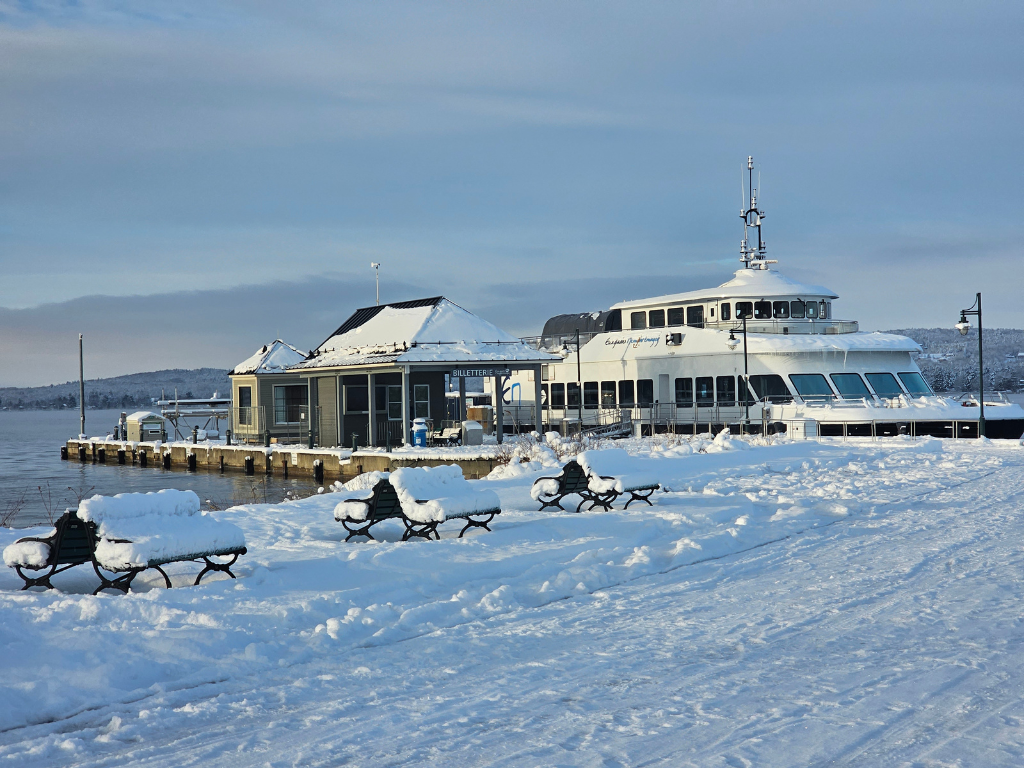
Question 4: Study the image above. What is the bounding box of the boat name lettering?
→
[604,336,661,349]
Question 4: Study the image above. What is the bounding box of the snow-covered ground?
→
[2,434,1024,766]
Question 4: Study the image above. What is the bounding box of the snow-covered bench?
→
[335,466,501,541]
[578,449,661,510]
[3,511,97,590]
[4,490,247,593]
[530,460,605,513]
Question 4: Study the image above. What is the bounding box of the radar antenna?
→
[739,156,776,269]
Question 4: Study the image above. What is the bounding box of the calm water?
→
[0,409,322,528]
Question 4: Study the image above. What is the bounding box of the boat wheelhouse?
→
[495,158,1024,440]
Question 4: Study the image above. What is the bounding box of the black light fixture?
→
[955,293,985,437]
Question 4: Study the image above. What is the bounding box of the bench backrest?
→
[54,511,97,565]
[560,461,590,494]
[366,480,403,521]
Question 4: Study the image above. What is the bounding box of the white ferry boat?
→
[497,158,1024,440]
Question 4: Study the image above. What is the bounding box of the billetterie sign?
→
[451,367,512,377]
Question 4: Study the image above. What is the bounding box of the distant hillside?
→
[886,328,1024,393]
[0,368,231,411]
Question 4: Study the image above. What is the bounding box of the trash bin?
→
[412,418,429,447]
[461,420,483,446]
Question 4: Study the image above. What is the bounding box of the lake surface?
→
[0,409,322,528]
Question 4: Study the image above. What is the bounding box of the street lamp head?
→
[956,312,970,336]
[370,262,380,269]
[726,330,741,350]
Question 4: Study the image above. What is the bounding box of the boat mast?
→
[739,156,775,270]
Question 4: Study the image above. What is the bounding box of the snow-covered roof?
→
[612,268,838,310]
[126,411,163,422]
[746,331,922,354]
[293,297,556,369]
[230,340,307,375]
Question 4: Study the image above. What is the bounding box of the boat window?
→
[567,382,581,408]
[819,301,828,319]
[601,381,616,406]
[806,301,818,319]
[829,373,871,400]
[630,311,646,330]
[747,375,793,404]
[541,384,549,408]
[675,378,693,407]
[686,306,704,328]
[605,309,622,333]
[865,373,903,399]
[618,380,635,406]
[695,377,714,407]
[773,301,789,319]
[637,379,654,406]
[897,372,931,397]
[754,300,772,319]
[735,301,753,319]
[720,303,731,321]
[716,376,736,406]
[649,309,666,328]
[550,383,565,408]
[667,307,685,326]
[738,376,756,405]
[583,381,599,409]
[790,300,805,318]
[789,374,835,402]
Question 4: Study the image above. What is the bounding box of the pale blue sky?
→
[1,1,1022,386]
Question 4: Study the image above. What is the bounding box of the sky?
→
[1,1,1022,387]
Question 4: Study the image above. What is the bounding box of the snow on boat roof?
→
[746,331,921,354]
[230,340,307,375]
[126,411,163,422]
[612,268,838,310]
[294,297,557,369]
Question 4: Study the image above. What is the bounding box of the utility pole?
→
[78,334,85,437]
[371,262,381,305]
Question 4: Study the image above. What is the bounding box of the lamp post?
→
[370,262,381,305]
[956,292,985,437]
[575,329,583,426]
[726,314,750,432]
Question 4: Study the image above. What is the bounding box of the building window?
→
[413,384,430,418]
[375,385,404,420]
[238,386,252,425]
[601,381,616,407]
[754,300,772,319]
[790,300,805,318]
[736,301,753,319]
[637,379,654,406]
[540,384,549,407]
[618,380,635,406]
[583,381,599,409]
[630,311,647,330]
[345,385,369,413]
[567,382,581,408]
[667,308,685,326]
[274,385,308,425]
[686,306,704,328]
[720,303,731,321]
[675,378,693,407]
[695,377,714,406]
[773,301,789,319]
[648,309,665,328]
[550,383,566,408]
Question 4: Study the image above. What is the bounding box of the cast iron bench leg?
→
[537,494,566,512]
[92,561,143,595]
[624,488,656,509]
[342,520,377,542]
[194,553,240,585]
[14,564,56,591]
[458,512,497,538]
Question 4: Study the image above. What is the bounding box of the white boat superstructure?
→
[494,157,1024,440]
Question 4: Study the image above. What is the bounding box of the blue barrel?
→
[412,418,429,447]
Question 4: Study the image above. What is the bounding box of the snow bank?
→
[391,465,501,522]
[578,449,661,494]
